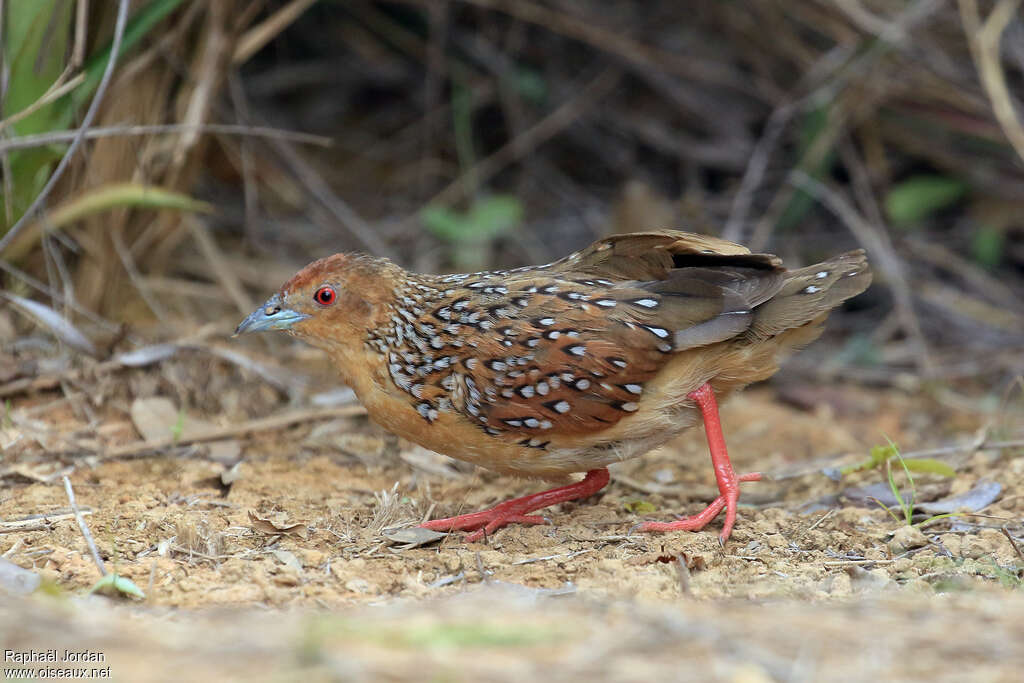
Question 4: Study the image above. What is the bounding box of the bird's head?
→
[234,253,391,351]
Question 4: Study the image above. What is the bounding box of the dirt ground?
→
[1,342,1022,682]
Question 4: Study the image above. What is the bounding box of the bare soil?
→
[1,347,1022,682]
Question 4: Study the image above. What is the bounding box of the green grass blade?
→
[1,0,74,226]
[5,183,213,260]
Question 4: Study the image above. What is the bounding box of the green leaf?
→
[89,572,145,599]
[422,195,522,270]
[841,441,955,479]
[170,408,185,443]
[885,175,967,228]
[903,458,956,477]
[467,195,523,239]
[3,0,74,132]
[970,225,1004,269]
[511,68,547,105]
[422,195,522,243]
[421,206,470,242]
[841,443,899,475]
[885,457,912,525]
[623,500,657,514]
[1,0,75,226]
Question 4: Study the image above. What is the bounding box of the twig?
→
[511,548,595,565]
[806,508,837,532]
[175,0,230,166]
[0,524,48,534]
[0,123,332,154]
[227,74,260,232]
[0,511,92,533]
[834,0,911,41]
[1001,526,1024,561]
[184,216,254,316]
[904,236,1023,313]
[233,0,319,65]
[960,0,1024,165]
[722,103,796,243]
[895,439,1024,461]
[111,229,170,323]
[822,559,896,567]
[266,130,397,260]
[102,405,366,459]
[0,512,92,528]
[72,0,87,68]
[0,73,85,135]
[0,0,128,255]
[63,476,107,577]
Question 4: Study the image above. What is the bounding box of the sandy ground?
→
[1,346,1022,682]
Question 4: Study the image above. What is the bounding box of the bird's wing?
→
[436,269,782,439]
[386,232,786,442]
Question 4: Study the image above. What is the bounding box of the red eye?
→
[314,286,336,306]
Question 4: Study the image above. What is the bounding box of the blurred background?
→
[3,5,1024,677]
[2,0,1024,394]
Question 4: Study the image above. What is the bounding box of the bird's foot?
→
[635,471,761,543]
[635,382,762,544]
[421,508,549,543]
[420,468,610,543]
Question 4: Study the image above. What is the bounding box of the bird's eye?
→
[314,286,336,306]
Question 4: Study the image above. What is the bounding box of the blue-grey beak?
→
[234,293,310,336]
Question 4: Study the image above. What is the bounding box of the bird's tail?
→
[748,250,871,339]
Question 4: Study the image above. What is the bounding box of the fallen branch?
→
[0,510,93,535]
[103,405,366,459]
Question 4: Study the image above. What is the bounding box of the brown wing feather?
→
[368,231,861,449]
[546,230,778,279]
[414,235,786,442]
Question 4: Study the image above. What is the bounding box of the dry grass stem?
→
[62,475,106,576]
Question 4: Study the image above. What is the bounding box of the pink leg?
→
[421,468,610,542]
[636,382,761,543]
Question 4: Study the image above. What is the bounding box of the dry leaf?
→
[918,480,1002,514]
[0,558,41,596]
[128,397,243,464]
[4,294,97,356]
[271,549,303,572]
[382,526,447,548]
[113,344,180,367]
[247,510,309,540]
[130,397,185,442]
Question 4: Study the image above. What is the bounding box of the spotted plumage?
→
[237,230,871,543]
[355,233,791,443]
[250,230,870,473]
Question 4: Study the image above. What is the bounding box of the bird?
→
[235,230,871,543]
